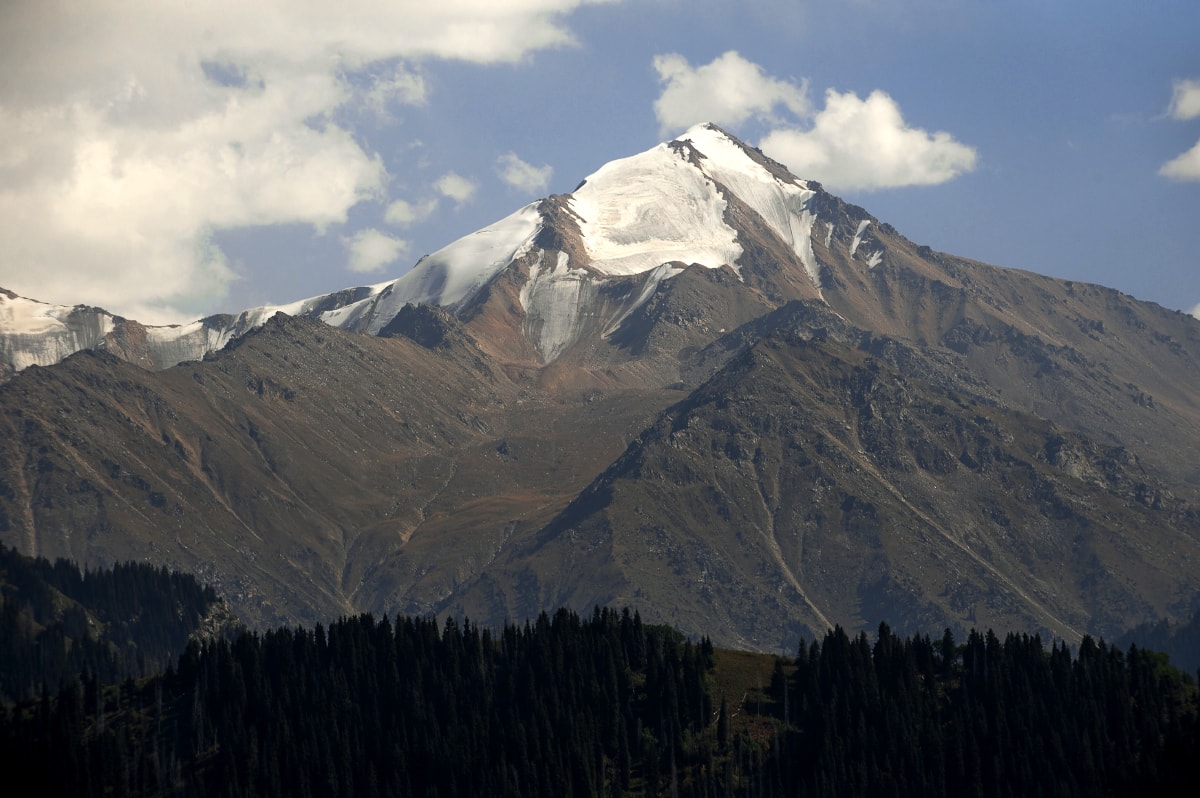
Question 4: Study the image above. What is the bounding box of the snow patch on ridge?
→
[603,262,682,336]
[676,125,821,289]
[400,203,541,311]
[794,211,821,290]
[848,219,882,269]
[521,251,604,361]
[314,204,543,335]
[850,220,871,258]
[0,293,117,371]
[145,320,236,352]
[0,294,88,335]
[518,251,688,361]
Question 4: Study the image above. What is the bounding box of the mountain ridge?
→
[0,124,830,379]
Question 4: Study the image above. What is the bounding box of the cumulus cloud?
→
[653,50,809,136]
[384,197,440,227]
[496,152,554,193]
[360,63,429,118]
[1160,140,1200,181]
[0,1,600,321]
[1160,78,1200,182]
[1167,79,1200,121]
[651,52,975,193]
[435,172,479,204]
[759,89,977,191]
[1190,303,1200,320]
[345,228,408,273]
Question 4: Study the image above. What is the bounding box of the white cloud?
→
[0,72,384,322]
[1167,78,1200,121]
[650,52,974,192]
[759,89,978,191]
[1160,139,1200,181]
[1160,78,1200,182]
[435,172,479,204]
[360,63,429,118]
[344,228,408,273]
[385,166,495,231]
[1190,303,1200,320]
[384,197,440,227]
[653,51,809,136]
[0,1,602,321]
[496,152,554,193]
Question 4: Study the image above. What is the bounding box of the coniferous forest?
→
[0,545,226,703]
[2,607,714,797]
[2,555,1200,796]
[1116,609,1200,675]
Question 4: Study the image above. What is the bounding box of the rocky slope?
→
[459,303,1199,650]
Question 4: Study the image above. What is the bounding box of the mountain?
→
[2,125,820,381]
[0,287,324,384]
[2,124,1199,650]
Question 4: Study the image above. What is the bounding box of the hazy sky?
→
[2,1,1198,323]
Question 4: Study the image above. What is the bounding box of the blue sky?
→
[2,1,1198,323]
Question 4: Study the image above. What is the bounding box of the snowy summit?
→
[1,124,836,375]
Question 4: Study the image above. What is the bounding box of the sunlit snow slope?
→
[569,124,820,284]
[0,291,117,374]
[516,124,823,359]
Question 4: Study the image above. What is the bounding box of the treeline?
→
[754,624,1200,797]
[0,545,225,702]
[4,603,1200,796]
[1116,609,1200,675]
[0,607,716,798]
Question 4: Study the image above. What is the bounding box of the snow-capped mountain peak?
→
[510,124,825,360]
[2,124,835,376]
[257,123,831,363]
[567,124,818,282]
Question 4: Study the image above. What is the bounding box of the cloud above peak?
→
[496,152,554,193]
[345,228,408,274]
[761,89,978,191]
[653,51,810,136]
[435,172,479,205]
[385,197,440,228]
[651,52,977,193]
